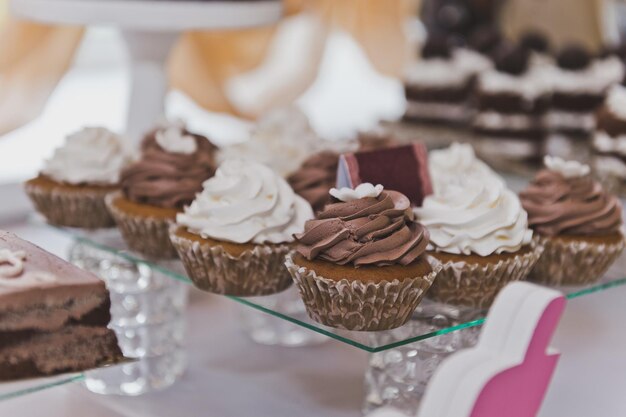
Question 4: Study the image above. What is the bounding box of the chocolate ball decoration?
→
[557,44,591,70]
[494,42,530,75]
[520,30,550,54]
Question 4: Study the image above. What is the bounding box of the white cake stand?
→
[10,0,283,141]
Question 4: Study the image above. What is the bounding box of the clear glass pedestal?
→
[363,309,481,416]
[238,286,327,347]
[69,240,188,396]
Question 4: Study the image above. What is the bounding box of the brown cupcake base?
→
[170,227,293,297]
[529,233,625,286]
[426,244,543,310]
[24,176,117,229]
[285,253,440,331]
[105,192,179,259]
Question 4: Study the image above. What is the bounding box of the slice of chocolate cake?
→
[473,42,551,160]
[404,35,478,125]
[593,84,626,187]
[0,231,123,381]
[547,44,624,137]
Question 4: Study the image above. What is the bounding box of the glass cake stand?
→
[1,220,625,411]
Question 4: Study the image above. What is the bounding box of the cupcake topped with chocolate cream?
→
[286,184,438,331]
[295,184,430,268]
[287,151,339,213]
[106,121,217,258]
[120,122,216,210]
[519,156,624,285]
[520,156,622,237]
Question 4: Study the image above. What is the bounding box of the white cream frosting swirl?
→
[414,176,533,256]
[428,143,504,193]
[42,127,134,185]
[177,158,313,244]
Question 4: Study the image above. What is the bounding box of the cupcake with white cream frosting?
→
[428,142,503,193]
[25,127,134,229]
[414,174,541,309]
[218,106,353,178]
[170,158,314,296]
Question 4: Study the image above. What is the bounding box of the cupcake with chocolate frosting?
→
[415,174,541,309]
[25,127,134,229]
[287,151,339,213]
[520,156,624,285]
[171,159,313,296]
[106,121,216,258]
[286,183,438,331]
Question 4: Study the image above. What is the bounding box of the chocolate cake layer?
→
[0,295,111,333]
[551,92,605,112]
[0,325,123,381]
[476,92,550,114]
[405,83,474,103]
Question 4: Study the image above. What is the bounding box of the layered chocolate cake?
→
[473,42,551,159]
[593,84,626,187]
[404,35,477,124]
[0,231,123,381]
[547,44,624,137]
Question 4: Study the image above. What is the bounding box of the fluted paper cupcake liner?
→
[529,234,625,286]
[426,245,543,310]
[285,254,441,331]
[170,230,293,296]
[105,192,178,259]
[24,181,115,229]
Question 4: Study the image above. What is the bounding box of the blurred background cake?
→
[546,44,623,139]
[472,42,551,163]
[593,83,626,194]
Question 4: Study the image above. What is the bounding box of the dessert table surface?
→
[1,222,625,417]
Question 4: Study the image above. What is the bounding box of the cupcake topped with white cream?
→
[177,158,313,244]
[42,127,134,185]
[428,143,503,193]
[218,107,352,178]
[415,175,532,256]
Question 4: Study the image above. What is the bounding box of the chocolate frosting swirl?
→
[520,170,623,236]
[294,190,430,267]
[287,151,338,213]
[121,131,217,209]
